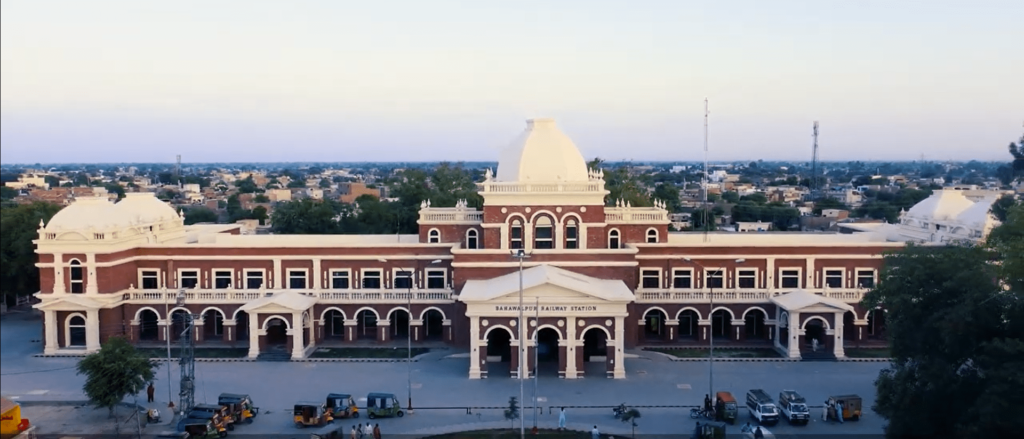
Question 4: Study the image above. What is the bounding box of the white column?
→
[787,312,801,358]
[499,224,509,250]
[85,253,98,294]
[805,258,815,290]
[833,312,846,358]
[469,316,482,379]
[52,253,66,294]
[44,310,58,354]
[564,317,578,379]
[291,312,304,359]
[273,259,283,289]
[579,225,588,250]
[312,258,322,290]
[765,258,775,294]
[247,313,260,358]
[773,308,782,349]
[613,316,626,379]
[85,308,100,352]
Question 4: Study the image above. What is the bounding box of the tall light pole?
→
[684,257,744,406]
[383,258,441,415]
[533,296,539,429]
[511,249,531,439]
[164,289,184,409]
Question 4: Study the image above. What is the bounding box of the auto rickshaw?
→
[294,402,334,428]
[325,393,359,419]
[365,392,404,419]
[693,421,727,439]
[182,418,227,438]
[218,393,258,425]
[826,394,862,421]
[714,391,738,425]
[190,404,234,430]
[179,412,228,434]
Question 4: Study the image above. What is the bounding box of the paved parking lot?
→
[2,311,888,437]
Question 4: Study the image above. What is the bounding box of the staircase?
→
[800,350,837,362]
[256,348,291,362]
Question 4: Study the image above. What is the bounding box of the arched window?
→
[67,315,86,347]
[646,228,659,243]
[466,229,479,249]
[428,229,440,243]
[510,219,523,249]
[565,220,578,249]
[69,260,84,294]
[608,229,620,249]
[534,217,554,249]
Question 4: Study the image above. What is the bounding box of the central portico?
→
[460,264,633,379]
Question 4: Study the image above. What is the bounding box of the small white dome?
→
[495,119,589,182]
[906,190,975,221]
[113,192,180,225]
[45,196,124,230]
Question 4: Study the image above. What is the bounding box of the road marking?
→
[6,396,20,399]
[535,397,547,402]
[26,390,49,395]
[635,370,647,375]
[411,383,422,389]
[677,384,692,390]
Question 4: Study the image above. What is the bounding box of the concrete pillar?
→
[44,310,58,354]
[411,320,423,342]
[469,316,482,379]
[130,320,140,343]
[605,343,615,377]
[85,253,98,294]
[224,320,236,344]
[291,312,304,359]
[344,320,358,342]
[698,319,710,341]
[557,343,568,378]
[833,312,846,358]
[85,308,100,352]
[731,320,745,341]
[247,313,260,358]
[477,340,489,379]
[805,258,815,290]
[523,340,534,378]
[510,340,521,379]
[613,316,626,379]
[273,259,282,289]
[194,318,205,343]
[378,319,391,343]
[787,312,801,358]
[312,258,322,291]
[564,317,578,379]
[443,320,452,342]
[666,319,678,341]
[53,253,65,294]
[765,257,775,293]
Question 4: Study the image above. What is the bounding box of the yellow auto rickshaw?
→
[827,394,862,421]
[294,402,333,428]
[325,393,359,419]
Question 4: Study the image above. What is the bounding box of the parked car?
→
[745,389,779,426]
[778,390,810,425]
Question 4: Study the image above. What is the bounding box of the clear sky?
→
[1,0,1021,164]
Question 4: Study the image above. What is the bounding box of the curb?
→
[667,357,799,362]
[838,357,891,362]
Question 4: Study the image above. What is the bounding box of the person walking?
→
[704,394,712,413]
[146,382,155,403]
[350,425,357,439]
[836,401,844,424]
[558,407,566,430]
[591,425,599,439]
[822,400,828,421]
[364,422,373,437]
[753,426,764,439]
[372,423,381,439]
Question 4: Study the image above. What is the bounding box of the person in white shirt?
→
[591,425,599,439]
[365,422,373,436]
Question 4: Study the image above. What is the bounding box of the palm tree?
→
[620,407,641,439]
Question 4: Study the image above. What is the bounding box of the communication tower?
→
[811,121,819,195]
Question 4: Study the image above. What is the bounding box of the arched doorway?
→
[843,311,856,347]
[677,310,700,342]
[390,309,410,339]
[203,309,225,341]
[265,318,288,346]
[711,309,731,339]
[67,315,86,347]
[581,327,608,378]
[485,327,513,378]
[357,310,378,340]
[744,309,767,341]
[139,310,159,341]
[324,310,345,340]
[867,309,886,340]
[778,312,790,348]
[423,309,444,340]
[170,310,190,341]
[534,327,561,377]
[235,311,249,342]
[803,319,827,351]
[642,309,667,343]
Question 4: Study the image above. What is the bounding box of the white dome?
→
[906,190,975,221]
[113,192,180,225]
[955,196,999,227]
[45,196,124,230]
[495,119,589,182]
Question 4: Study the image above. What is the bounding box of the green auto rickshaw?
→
[715,391,738,425]
[183,419,227,438]
[365,392,404,419]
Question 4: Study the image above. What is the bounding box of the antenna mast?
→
[811,121,819,196]
[703,98,709,241]
[175,154,182,184]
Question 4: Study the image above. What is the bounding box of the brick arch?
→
[506,212,528,224]
[199,307,226,320]
[529,209,559,225]
[484,324,516,341]
[578,324,611,341]
[710,306,735,320]
[742,306,769,320]
[133,306,162,321]
[675,307,703,320]
[262,315,291,330]
[801,315,831,330]
[386,306,411,320]
[419,306,447,321]
[559,212,583,225]
[530,324,563,340]
[353,306,381,320]
[231,308,249,321]
[168,307,191,319]
[643,306,670,319]
[320,307,347,321]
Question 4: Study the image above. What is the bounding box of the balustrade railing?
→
[635,288,865,303]
[122,289,455,303]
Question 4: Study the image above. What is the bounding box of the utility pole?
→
[703,98,710,241]
[811,122,819,195]
[511,249,531,439]
[533,296,539,429]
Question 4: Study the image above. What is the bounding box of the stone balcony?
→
[634,288,868,303]
[121,288,457,304]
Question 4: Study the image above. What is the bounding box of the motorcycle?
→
[690,407,715,420]
[613,403,627,419]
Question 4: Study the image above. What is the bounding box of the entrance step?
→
[256,351,291,362]
[800,351,837,362]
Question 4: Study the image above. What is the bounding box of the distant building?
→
[4,173,49,190]
[841,189,1001,243]
[267,189,292,202]
[736,221,771,232]
[338,182,379,204]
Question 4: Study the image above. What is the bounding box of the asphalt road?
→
[1,311,888,438]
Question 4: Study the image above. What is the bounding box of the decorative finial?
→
[485,168,493,180]
[626,201,631,208]
[420,200,427,209]
[426,199,431,208]
[39,219,45,229]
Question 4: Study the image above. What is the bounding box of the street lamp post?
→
[164,289,185,409]
[382,258,442,415]
[684,257,744,407]
[511,249,530,439]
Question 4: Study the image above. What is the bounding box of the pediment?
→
[459,264,635,304]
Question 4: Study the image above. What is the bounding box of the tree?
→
[691,208,716,231]
[318,178,332,189]
[271,199,342,234]
[620,407,641,439]
[653,183,681,212]
[103,183,125,200]
[76,336,159,418]
[252,194,270,203]
[1,202,63,301]
[184,207,219,225]
[234,176,257,194]
[250,205,269,225]
[812,197,848,215]
[0,186,17,200]
[861,229,1024,438]
[720,191,740,204]
[1008,133,1024,182]
[503,396,520,429]
[990,195,1019,222]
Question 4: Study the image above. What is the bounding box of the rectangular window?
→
[534,226,553,249]
[565,225,578,249]
[245,270,264,289]
[780,269,800,289]
[641,269,660,289]
[737,269,756,289]
[213,270,232,289]
[510,223,523,249]
[288,270,307,289]
[69,265,84,294]
[141,270,160,290]
[426,269,446,289]
[825,269,844,288]
[672,269,693,289]
[180,270,199,289]
[394,270,413,289]
[856,270,875,288]
[705,270,724,289]
[331,271,350,289]
[362,270,382,289]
